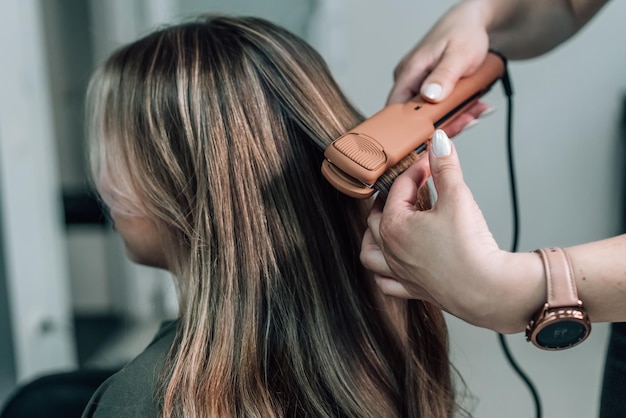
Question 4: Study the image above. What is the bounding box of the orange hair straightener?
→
[322,51,506,198]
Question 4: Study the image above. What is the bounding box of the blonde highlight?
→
[87,15,458,418]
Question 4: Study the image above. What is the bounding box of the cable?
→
[497,64,543,418]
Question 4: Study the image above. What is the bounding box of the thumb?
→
[429,129,465,194]
[384,156,431,210]
[420,51,475,103]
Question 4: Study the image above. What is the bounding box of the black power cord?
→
[496,62,543,418]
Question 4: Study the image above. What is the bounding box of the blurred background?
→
[1,0,625,417]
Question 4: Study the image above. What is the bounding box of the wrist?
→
[446,250,545,334]
[525,248,591,350]
[456,0,514,58]
[462,0,510,33]
[475,0,539,58]
[489,251,546,334]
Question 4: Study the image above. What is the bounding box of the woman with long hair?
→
[83,15,455,418]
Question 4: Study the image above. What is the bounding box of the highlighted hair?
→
[87,15,456,418]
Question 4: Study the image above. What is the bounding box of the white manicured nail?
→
[432,129,451,156]
[463,119,480,131]
[479,106,496,119]
[422,83,443,100]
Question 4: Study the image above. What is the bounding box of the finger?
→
[421,49,486,103]
[375,277,413,299]
[429,129,467,199]
[365,196,385,243]
[387,75,423,105]
[375,277,437,303]
[360,229,393,277]
[387,49,437,105]
[442,101,491,138]
[384,157,431,211]
[369,195,385,219]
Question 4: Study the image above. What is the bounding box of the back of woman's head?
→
[87,15,454,418]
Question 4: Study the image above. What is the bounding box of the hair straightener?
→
[321,51,506,198]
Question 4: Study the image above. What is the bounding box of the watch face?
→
[536,319,588,349]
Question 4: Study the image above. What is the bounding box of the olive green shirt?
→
[81,321,177,418]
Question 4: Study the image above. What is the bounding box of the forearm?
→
[468,0,608,59]
[567,234,626,323]
[494,234,626,335]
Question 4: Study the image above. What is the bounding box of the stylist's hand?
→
[388,1,490,105]
[361,130,544,334]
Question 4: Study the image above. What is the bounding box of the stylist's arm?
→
[361,129,546,334]
[361,129,626,334]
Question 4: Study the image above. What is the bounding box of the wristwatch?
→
[525,247,591,350]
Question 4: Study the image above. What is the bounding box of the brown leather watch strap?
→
[535,247,580,308]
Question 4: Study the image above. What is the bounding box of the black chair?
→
[0,369,116,418]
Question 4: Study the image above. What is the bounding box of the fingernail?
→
[432,129,451,156]
[422,83,443,100]
[463,119,480,131]
[479,106,496,119]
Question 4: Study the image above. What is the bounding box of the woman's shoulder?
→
[81,320,178,418]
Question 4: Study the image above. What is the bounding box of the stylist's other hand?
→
[388,1,490,105]
[361,130,538,333]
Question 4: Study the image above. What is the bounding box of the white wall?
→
[310,1,624,417]
[84,0,180,322]
[178,0,314,37]
[1,0,622,414]
[0,0,76,388]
